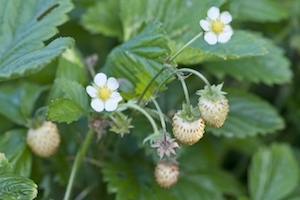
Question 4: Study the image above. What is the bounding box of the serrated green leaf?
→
[204,38,292,85]
[0,82,48,126]
[0,153,13,175]
[208,89,284,138]
[229,0,288,22]
[0,0,74,80]
[0,174,37,200]
[0,37,75,81]
[105,22,173,99]
[80,0,123,40]
[48,98,83,124]
[249,144,299,200]
[171,31,268,64]
[0,129,32,177]
[55,79,88,110]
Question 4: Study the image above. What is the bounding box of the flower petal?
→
[207,6,220,20]
[217,25,233,43]
[110,92,123,103]
[107,77,119,90]
[199,20,211,31]
[104,100,119,111]
[220,11,232,24]
[91,99,104,112]
[218,30,233,43]
[86,86,97,98]
[204,32,218,45]
[94,73,107,87]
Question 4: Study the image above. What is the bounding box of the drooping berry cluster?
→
[171,83,229,146]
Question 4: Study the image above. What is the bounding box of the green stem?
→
[178,68,211,88]
[138,32,203,103]
[119,103,159,134]
[177,74,192,116]
[138,67,166,104]
[64,129,95,200]
[169,32,203,62]
[151,98,166,131]
[152,73,175,98]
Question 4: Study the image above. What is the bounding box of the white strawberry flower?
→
[200,6,233,45]
[86,73,122,112]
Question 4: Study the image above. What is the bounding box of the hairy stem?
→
[168,32,203,62]
[119,102,159,134]
[64,129,95,200]
[151,98,166,131]
[178,67,211,89]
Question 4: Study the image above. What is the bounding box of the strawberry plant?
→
[0,0,300,199]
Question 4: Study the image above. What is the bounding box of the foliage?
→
[1,0,300,199]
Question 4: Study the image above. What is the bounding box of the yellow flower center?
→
[211,19,225,34]
[98,85,112,101]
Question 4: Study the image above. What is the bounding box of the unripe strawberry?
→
[172,112,205,145]
[27,121,60,157]
[155,161,179,188]
[197,83,229,128]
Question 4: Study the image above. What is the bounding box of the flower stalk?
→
[64,129,95,200]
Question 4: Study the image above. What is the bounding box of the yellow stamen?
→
[211,19,225,34]
[98,85,112,101]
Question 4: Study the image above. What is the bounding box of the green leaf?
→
[0,0,74,80]
[0,174,37,200]
[0,129,32,177]
[48,98,83,124]
[0,153,13,175]
[204,38,292,85]
[105,22,172,99]
[55,79,89,110]
[171,31,268,64]
[229,0,289,22]
[80,0,123,40]
[249,144,299,200]
[208,89,284,138]
[0,82,48,126]
[46,48,88,104]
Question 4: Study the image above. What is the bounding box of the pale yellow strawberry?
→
[172,113,205,145]
[27,121,60,157]
[155,161,179,188]
[197,83,229,128]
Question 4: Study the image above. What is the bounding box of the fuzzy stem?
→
[64,129,95,200]
[177,74,192,116]
[119,103,159,134]
[138,67,165,104]
[151,98,166,131]
[178,68,211,88]
[168,32,203,62]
